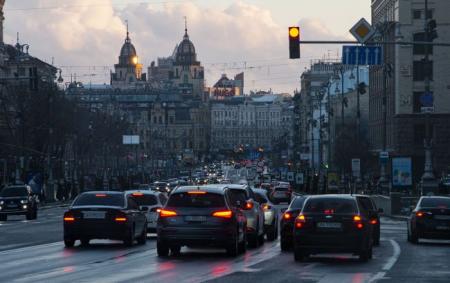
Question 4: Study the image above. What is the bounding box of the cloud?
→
[3,0,348,93]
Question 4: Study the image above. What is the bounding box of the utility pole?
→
[420,0,438,194]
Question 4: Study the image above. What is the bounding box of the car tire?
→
[266,225,278,241]
[294,246,305,262]
[238,231,247,254]
[137,226,147,245]
[124,227,135,247]
[280,238,291,252]
[64,238,75,248]
[226,237,239,257]
[247,234,258,248]
[409,228,419,244]
[373,236,380,246]
[170,246,181,256]
[26,211,33,220]
[157,240,169,257]
[359,248,370,262]
[80,238,90,247]
[0,214,6,221]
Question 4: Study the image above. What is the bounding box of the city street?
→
[1,209,449,283]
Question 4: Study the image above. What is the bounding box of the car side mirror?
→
[378,208,384,214]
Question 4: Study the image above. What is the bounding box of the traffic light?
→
[427,19,438,41]
[289,27,300,59]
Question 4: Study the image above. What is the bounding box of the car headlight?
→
[22,205,28,209]
[20,200,28,204]
[0,201,4,205]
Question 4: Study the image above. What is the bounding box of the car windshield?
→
[0,187,28,197]
[73,193,124,207]
[289,197,306,209]
[167,192,225,208]
[420,198,450,208]
[254,192,268,204]
[274,187,289,192]
[303,198,357,214]
[129,194,158,206]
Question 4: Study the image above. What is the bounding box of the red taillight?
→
[95,194,107,197]
[115,217,127,222]
[353,215,364,229]
[159,209,177,217]
[64,213,75,222]
[132,192,144,197]
[370,219,378,225]
[295,214,306,229]
[416,211,424,217]
[283,212,292,220]
[245,201,254,210]
[212,210,233,219]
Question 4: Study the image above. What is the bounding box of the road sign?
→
[295,173,304,185]
[350,18,375,44]
[342,46,383,65]
[351,159,361,177]
[122,135,140,145]
[420,92,434,107]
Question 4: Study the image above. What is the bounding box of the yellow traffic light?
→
[289,27,299,38]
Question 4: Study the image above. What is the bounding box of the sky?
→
[4,0,371,94]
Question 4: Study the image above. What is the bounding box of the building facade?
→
[370,0,450,183]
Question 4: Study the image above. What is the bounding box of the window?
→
[413,10,422,19]
[413,91,424,113]
[413,32,433,55]
[158,116,163,124]
[129,194,157,206]
[74,193,125,207]
[127,197,139,210]
[167,193,225,208]
[169,116,174,124]
[413,60,433,81]
[303,198,357,214]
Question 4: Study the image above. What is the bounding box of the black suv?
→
[0,185,38,221]
[280,195,308,251]
[157,185,247,257]
[293,195,373,262]
[355,195,382,246]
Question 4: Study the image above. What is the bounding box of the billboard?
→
[392,157,412,187]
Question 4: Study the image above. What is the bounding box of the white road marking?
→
[368,239,401,283]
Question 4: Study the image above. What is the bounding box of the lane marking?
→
[368,239,401,283]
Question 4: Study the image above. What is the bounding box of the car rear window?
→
[74,193,125,207]
[0,187,28,197]
[254,192,268,204]
[167,193,225,208]
[303,198,357,214]
[274,187,289,192]
[289,197,306,209]
[420,198,450,208]
[130,194,157,206]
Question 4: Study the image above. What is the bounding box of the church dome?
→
[118,32,138,65]
[175,30,198,66]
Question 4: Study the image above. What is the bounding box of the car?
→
[156,185,247,257]
[0,185,38,221]
[152,182,170,193]
[293,195,373,262]
[280,195,308,251]
[126,190,168,233]
[226,184,265,248]
[63,191,148,247]
[253,188,279,241]
[407,196,450,244]
[355,195,382,246]
[270,186,292,204]
[260,183,272,192]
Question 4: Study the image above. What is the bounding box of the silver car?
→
[253,188,278,241]
[227,184,265,248]
[126,190,168,233]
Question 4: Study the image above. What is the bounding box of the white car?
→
[126,190,168,233]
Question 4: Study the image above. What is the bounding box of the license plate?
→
[185,216,206,222]
[83,211,106,219]
[434,215,450,220]
[317,222,342,229]
[7,204,18,208]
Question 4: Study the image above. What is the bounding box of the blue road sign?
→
[342,46,383,65]
[420,92,434,107]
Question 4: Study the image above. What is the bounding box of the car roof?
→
[223,184,247,189]
[81,191,124,195]
[420,196,450,199]
[172,185,228,195]
[306,194,357,201]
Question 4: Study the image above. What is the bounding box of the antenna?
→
[125,19,129,41]
[16,32,19,44]
[184,16,188,33]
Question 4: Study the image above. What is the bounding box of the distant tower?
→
[0,0,5,44]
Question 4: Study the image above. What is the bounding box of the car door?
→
[247,187,264,235]
[127,197,142,236]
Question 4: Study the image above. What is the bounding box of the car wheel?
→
[226,237,239,257]
[358,248,370,262]
[137,225,147,245]
[294,246,305,262]
[64,238,75,248]
[409,228,419,244]
[80,238,90,247]
[26,211,33,220]
[247,234,258,248]
[238,230,247,254]
[124,227,135,247]
[157,240,169,257]
[170,246,181,256]
[266,225,277,241]
[0,214,6,221]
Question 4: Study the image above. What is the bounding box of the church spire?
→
[125,19,130,43]
[184,16,189,39]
